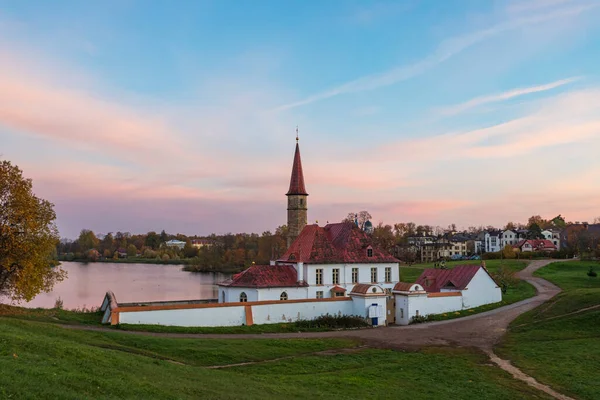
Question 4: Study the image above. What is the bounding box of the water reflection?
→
[17,262,229,309]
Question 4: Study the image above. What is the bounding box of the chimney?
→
[296,262,304,283]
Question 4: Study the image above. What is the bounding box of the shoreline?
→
[57,257,243,273]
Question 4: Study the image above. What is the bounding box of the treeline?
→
[57,226,288,272]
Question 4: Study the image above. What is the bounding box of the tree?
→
[502,244,516,259]
[492,265,519,294]
[183,240,198,258]
[372,223,395,253]
[527,223,544,239]
[1,160,66,302]
[145,231,160,250]
[127,244,138,257]
[160,230,168,243]
[77,229,99,252]
[505,222,516,230]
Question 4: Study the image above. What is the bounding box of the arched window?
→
[280,292,288,301]
[239,292,247,303]
[222,291,225,303]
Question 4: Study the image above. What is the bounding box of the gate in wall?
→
[386,295,396,325]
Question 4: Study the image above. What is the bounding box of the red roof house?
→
[277,222,399,264]
[415,265,494,293]
[512,239,557,252]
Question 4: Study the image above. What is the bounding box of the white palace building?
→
[101,136,502,328]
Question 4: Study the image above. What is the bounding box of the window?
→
[280,292,288,301]
[416,310,420,317]
[239,292,247,302]
[385,267,391,283]
[400,308,404,319]
[316,291,323,299]
[222,291,225,303]
[352,268,359,283]
[300,199,303,206]
[385,288,392,295]
[371,268,377,283]
[367,248,373,257]
[332,269,340,285]
[335,291,344,297]
[315,269,323,285]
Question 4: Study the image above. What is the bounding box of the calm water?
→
[17,262,229,309]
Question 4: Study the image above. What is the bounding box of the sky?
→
[1,0,599,239]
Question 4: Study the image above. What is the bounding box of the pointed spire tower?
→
[286,127,308,247]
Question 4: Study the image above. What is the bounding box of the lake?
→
[16,262,230,310]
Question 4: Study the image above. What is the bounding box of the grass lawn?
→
[0,316,553,399]
[496,261,600,400]
[404,259,528,273]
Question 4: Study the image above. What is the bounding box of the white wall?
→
[256,287,309,301]
[119,306,247,327]
[394,293,463,325]
[251,299,354,324]
[220,287,259,303]
[462,268,502,308]
[116,299,357,327]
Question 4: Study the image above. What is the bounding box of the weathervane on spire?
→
[296,126,299,142]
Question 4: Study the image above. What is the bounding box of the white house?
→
[218,222,401,303]
[165,239,186,249]
[541,229,560,249]
[484,231,502,253]
[501,229,518,247]
[393,264,502,325]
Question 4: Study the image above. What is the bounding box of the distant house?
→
[513,239,557,252]
[165,239,186,249]
[191,239,214,249]
[561,223,600,250]
[501,230,518,247]
[541,229,561,249]
[115,248,128,258]
[484,230,502,253]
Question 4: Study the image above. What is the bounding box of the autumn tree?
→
[372,223,395,253]
[145,231,161,249]
[492,265,519,294]
[127,244,138,257]
[77,229,99,252]
[0,160,66,302]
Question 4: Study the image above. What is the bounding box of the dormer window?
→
[367,247,373,257]
[289,253,296,261]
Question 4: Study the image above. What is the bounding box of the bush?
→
[294,314,369,329]
[410,314,434,324]
[482,252,501,260]
[53,297,64,310]
[587,267,597,278]
[492,264,519,294]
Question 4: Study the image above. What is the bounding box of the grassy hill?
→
[0,312,552,399]
[497,261,600,400]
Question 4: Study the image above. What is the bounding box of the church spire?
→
[286,128,308,196]
[286,128,308,247]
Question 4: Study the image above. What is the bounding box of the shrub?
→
[492,264,519,294]
[294,314,369,329]
[482,252,501,260]
[53,297,64,310]
[410,314,434,324]
[587,267,597,278]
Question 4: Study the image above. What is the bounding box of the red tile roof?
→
[330,285,347,293]
[278,222,399,264]
[393,282,418,292]
[415,265,484,293]
[217,265,308,288]
[513,239,557,251]
[286,142,308,196]
[350,284,383,295]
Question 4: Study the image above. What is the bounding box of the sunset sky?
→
[1,0,600,238]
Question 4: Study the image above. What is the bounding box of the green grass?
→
[497,261,600,400]
[405,259,527,273]
[0,316,553,399]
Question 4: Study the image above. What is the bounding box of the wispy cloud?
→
[274,3,595,111]
[380,88,600,162]
[439,77,580,115]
